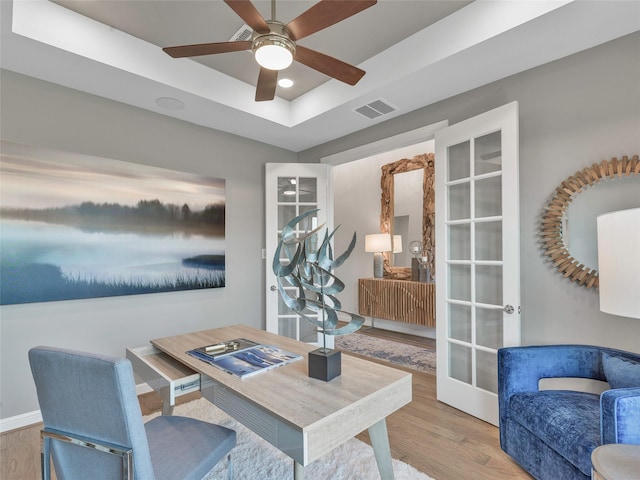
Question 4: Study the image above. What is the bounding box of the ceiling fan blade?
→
[294,45,365,86]
[224,0,270,34]
[256,68,278,102]
[286,0,376,41]
[163,41,251,58]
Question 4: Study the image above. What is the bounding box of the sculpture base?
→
[308,348,341,382]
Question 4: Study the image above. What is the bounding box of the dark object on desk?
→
[309,348,342,382]
[29,345,236,480]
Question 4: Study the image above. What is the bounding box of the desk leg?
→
[368,418,395,480]
[161,401,174,416]
[294,461,305,480]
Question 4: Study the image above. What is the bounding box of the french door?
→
[265,163,334,346]
[435,102,520,425]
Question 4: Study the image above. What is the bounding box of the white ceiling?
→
[2,0,639,152]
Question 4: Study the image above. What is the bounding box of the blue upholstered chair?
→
[29,346,236,480]
[498,345,640,480]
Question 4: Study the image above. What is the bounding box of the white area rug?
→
[144,397,434,480]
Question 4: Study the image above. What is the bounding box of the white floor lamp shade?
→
[365,234,392,278]
[597,208,640,319]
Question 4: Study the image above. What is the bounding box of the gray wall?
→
[300,32,640,351]
[0,70,297,419]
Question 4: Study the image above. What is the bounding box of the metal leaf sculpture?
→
[273,209,364,350]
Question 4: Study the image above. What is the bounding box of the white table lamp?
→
[365,234,392,278]
[597,208,640,319]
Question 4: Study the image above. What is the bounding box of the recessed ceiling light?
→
[278,78,294,88]
[155,97,185,111]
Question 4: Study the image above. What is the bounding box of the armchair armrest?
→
[601,387,640,444]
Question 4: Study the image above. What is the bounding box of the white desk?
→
[129,325,412,480]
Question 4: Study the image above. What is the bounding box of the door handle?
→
[503,305,515,314]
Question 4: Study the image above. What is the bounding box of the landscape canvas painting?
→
[0,141,226,305]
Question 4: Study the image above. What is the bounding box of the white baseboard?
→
[1,382,153,433]
[0,410,43,433]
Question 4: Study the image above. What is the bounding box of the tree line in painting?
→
[1,199,225,235]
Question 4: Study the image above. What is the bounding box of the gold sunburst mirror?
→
[540,155,639,289]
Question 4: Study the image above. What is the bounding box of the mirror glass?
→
[393,169,423,267]
[565,175,640,269]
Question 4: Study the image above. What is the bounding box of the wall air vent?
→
[229,24,253,42]
[353,99,397,120]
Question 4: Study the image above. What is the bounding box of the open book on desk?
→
[187,339,302,379]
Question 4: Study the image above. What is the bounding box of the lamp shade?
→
[597,208,640,319]
[365,234,392,253]
[393,235,403,253]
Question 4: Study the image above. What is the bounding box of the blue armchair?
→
[498,345,640,480]
[29,346,236,480]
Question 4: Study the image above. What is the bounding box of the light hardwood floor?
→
[1,332,531,480]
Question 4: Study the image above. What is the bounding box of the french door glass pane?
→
[278,177,297,203]
[475,176,502,218]
[475,265,503,305]
[448,224,471,260]
[449,304,471,343]
[474,131,502,175]
[298,177,318,203]
[476,349,498,393]
[300,321,317,343]
[450,343,472,384]
[278,205,297,230]
[448,183,470,220]
[448,141,470,181]
[475,221,502,261]
[449,264,471,301]
[278,318,296,338]
[476,307,503,349]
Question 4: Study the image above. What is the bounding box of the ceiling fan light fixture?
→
[253,34,295,70]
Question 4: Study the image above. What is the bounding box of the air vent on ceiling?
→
[229,24,253,42]
[353,99,397,120]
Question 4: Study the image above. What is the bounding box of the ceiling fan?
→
[163,0,377,102]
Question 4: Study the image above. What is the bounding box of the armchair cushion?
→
[508,390,600,475]
[602,353,640,389]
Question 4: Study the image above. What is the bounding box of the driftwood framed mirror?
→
[540,155,639,289]
[380,153,435,280]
